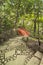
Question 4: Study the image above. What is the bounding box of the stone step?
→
[6,55,26,65]
[5,48,34,65]
[34,51,42,60]
[26,51,42,65]
[5,48,33,58]
[5,50,15,58]
[24,51,34,65]
[40,56,43,65]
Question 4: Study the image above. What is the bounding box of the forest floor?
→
[0,36,43,65]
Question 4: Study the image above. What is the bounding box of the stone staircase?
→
[0,36,43,65]
[5,51,43,65]
[26,51,43,65]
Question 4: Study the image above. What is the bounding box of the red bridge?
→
[17,28,30,36]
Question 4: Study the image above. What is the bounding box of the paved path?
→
[0,36,43,65]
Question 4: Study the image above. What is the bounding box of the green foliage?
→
[0,0,43,40]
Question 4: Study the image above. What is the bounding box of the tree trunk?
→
[34,19,36,36]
